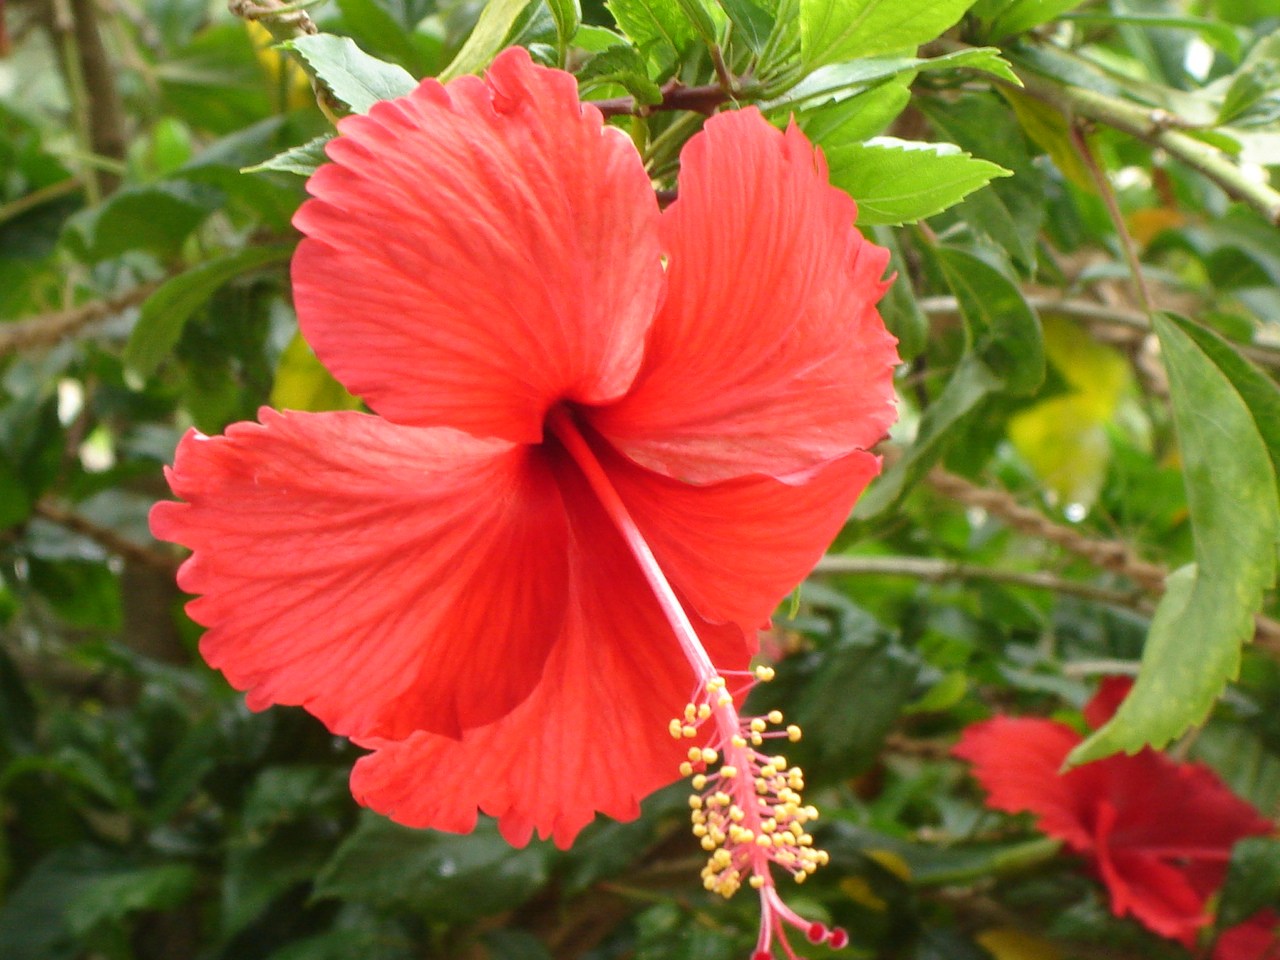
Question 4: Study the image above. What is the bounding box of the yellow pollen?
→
[697,704,711,720]
[767,710,783,724]
[692,773,707,790]
[787,724,802,742]
[679,761,693,776]
[682,725,698,738]
[701,748,718,764]
[668,719,683,738]
[754,665,775,681]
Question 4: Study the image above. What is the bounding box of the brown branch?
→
[34,498,178,573]
[813,554,1146,607]
[0,282,160,357]
[69,0,125,194]
[918,295,1280,370]
[590,80,731,119]
[926,468,1280,651]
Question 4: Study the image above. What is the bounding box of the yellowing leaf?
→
[839,876,888,911]
[271,333,362,412]
[1008,317,1132,506]
[246,21,313,111]
[976,928,1063,960]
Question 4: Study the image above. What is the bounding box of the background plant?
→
[2,0,1279,957]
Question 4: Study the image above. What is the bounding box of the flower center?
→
[546,406,847,960]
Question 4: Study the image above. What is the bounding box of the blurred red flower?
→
[151,47,897,850]
[954,678,1274,949]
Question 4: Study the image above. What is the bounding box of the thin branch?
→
[0,282,160,358]
[926,467,1280,651]
[812,554,1145,607]
[1070,121,1155,314]
[918,294,1280,369]
[228,0,343,123]
[0,177,81,226]
[1013,64,1280,226]
[589,80,731,119]
[34,498,178,573]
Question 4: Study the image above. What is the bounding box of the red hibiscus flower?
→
[954,678,1274,948]
[151,46,897,957]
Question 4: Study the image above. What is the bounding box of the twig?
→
[926,468,1280,650]
[34,498,178,573]
[0,282,161,358]
[918,295,1280,369]
[0,177,82,226]
[590,80,731,119]
[812,554,1145,607]
[1013,64,1280,226]
[1069,121,1155,314]
[228,0,343,123]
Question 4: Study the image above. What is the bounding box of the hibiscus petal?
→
[350,451,752,848]
[953,717,1100,852]
[589,428,880,632]
[150,408,569,740]
[1091,749,1271,874]
[292,47,662,442]
[1093,802,1210,945]
[594,108,899,483]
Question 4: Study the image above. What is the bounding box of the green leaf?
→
[315,814,553,922]
[243,133,334,178]
[767,47,1015,114]
[64,863,197,936]
[873,226,928,361]
[64,182,220,262]
[800,0,978,68]
[123,244,293,383]
[855,355,1003,518]
[1062,12,1244,62]
[336,0,428,74]
[1161,313,1280,481]
[438,0,535,81]
[798,77,913,145]
[937,248,1044,395]
[716,0,774,53]
[547,0,582,54]
[1072,315,1280,763]
[577,45,663,104]
[921,94,1044,270]
[606,0,698,62]
[982,0,1086,41]
[1217,836,1280,929]
[288,33,417,112]
[825,140,1010,226]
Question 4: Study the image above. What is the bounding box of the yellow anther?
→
[749,874,765,889]
[729,806,745,822]
[706,677,726,692]
[697,704,712,720]
[679,761,693,777]
[767,710,783,724]
[787,724,802,742]
[687,747,704,762]
[760,764,776,778]
[689,795,703,810]
[720,765,738,778]
[684,704,697,721]
[731,734,748,748]
[682,725,698,738]
[701,747,718,764]
[693,824,708,837]
[718,695,732,707]
[756,834,773,847]
[701,836,717,851]
[793,871,807,883]
[692,773,707,790]
[668,719,683,738]
[751,733,764,746]
[750,718,767,733]
[754,665,776,682]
